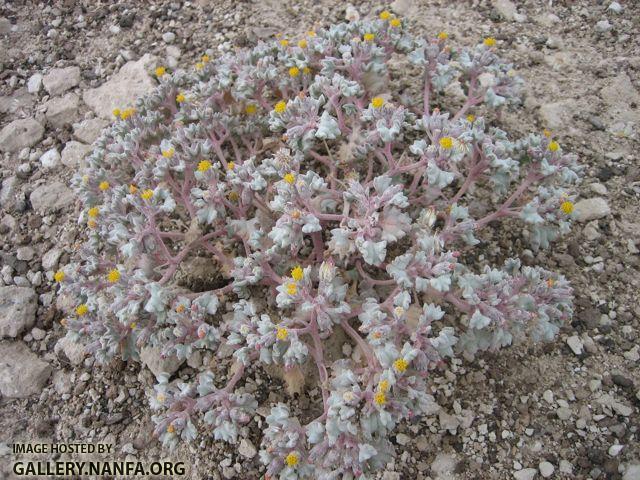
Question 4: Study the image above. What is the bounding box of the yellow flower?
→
[546,278,555,288]
[201,54,210,63]
[76,304,88,316]
[439,137,453,149]
[140,189,154,200]
[283,172,295,184]
[107,269,121,283]
[483,37,496,47]
[390,18,401,28]
[155,66,166,77]
[276,327,289,341]
[162,147,175,158]
[378,379,390,392]
[291,265,303,281]
[120,108,135,120]
[393,358,409,373]
[363,33,375,42]
[374,391,386,406]
[54,270,65,282]
[195,62,204,70]
[274,101,287,114]
[175,304,185,313]
[167,424,175,434]
[112,108,121,118]
[130,322,136,329]
[87,206,99,218]
[303,66,311,75]
[227,161,235,171]
[286,283,297,295]
[560,201,574,214]
[298,39,308,49]
[543,129,552,138]
[157,393,166,403]
[291,209,301,219]
[289,66,300,78]
[228,191,239,201]
[438,31,449,40]
[129,184,138,194]
[379,10,391,20]
[307,30,316,37]
[87,219,97,229]
[176,93,186,103]
[99,181,110,191]
[279,39,289,47]
[548,141,560,152]
[245,104,257,115]
[466,114,476,122]
[371,96,385,109]
[285,452,299,467]
[198,160,212,172]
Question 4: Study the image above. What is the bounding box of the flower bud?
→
[318,260,336,284]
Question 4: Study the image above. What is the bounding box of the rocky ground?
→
[0,0,639,479]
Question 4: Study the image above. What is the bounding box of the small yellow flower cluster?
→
[99,181,110,191]
[363,32,375,42]
[162,147,175,159]
[379,10,402,27]
[438,31,449,40]
[54,270,65,282]
[393,358,409,373]
[548,140,560,152]
[466,114,475,122]
[227,161,235,171]
[483,37,497,47]
[107,269,121,283]
[276,326,289,341]
[245,104,257,115]
[298,39,307,49]
[155,66,166,77]
[129,184,138,194]
[176,93,186,103]
[198,160,212,172]
[140,189,154,200]
[274,100,287,114]
[374,391,386,406]
[283,172,296,184]
[167,424,175,434]
[113,108,135,120]
[289,66,300,78]
[371,96,385,109]
[439,136,453,149]
[291,265,303,281]
[87,206,99,218]
[560,201,574,215]
[75,304,88,316]
[285,452,299,467]
[286,283,297,295]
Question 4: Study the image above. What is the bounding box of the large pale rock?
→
[73,117,108,144]
[493,0,517,20]
[574,197,611,222]
[0,176,18,210]
[29,181,74,214]
[0,341,52,398]
[539,100,574,131]
[44,92,79,128]
[0,286,37,338]
[140,345,184,378]
[42,66,80,96]
[83,54,158,119]
[54,335,86,365]
[61,141,91,167]
[600,73,640,132]
[0,118,44,152]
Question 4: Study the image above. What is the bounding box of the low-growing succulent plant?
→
[57,12,580,479]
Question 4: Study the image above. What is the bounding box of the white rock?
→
[623,464,640,480]
[395,433,410,446]
[238,439,257,458]
[31,327,45,341]
[556,407,571,420]
[589,183,608,195]
[608,2,623,14]
[162,31,176,43]
[0,341,52,398]
[539,101,574,130]
[559,460,573,474]
[44,92,79,128]
[27,73,43,93]
[39,148,61,170]
[16,246,34,261]
[543,390,554,404]
[493,0,517,20]
[513,468,537,480]
[0,286,37,338]
[42,66,81,96]
[73,117,108,144]
[623,345,639,362]
[29,181,75,214]
[61,141,91,167]
[609,444,624,457]
[596,20,612,32]
[566,335,584,355]
[431,452,459,479]
[539,461,554,478]
[83,54,158,119]
[0,118,45,152]
[345,4,360,21]
[140,345,184,379]
[574,198,610,222]
[439,410,460,432]
[54,335,87,365]
[0,176,18,210]
[41,248,63,270]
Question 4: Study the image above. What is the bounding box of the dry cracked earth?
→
[0,0,639,479]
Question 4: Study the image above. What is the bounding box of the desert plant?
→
[56,12,580,479]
